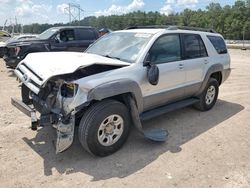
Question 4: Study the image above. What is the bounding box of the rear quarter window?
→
[207,36,227,54]
[182,34,208,59]
[75,29,96,40]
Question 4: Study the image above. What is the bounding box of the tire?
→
[78,99,131,157]
[194,78,219,111]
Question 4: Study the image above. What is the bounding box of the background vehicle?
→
[0,30,11,42]
[3,26,99,68]
[0,30,11,57]
[98,28,112,37]
[0,34,37,58]
[12,26,231,157]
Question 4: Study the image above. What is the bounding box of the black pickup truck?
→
[3,26,99,68]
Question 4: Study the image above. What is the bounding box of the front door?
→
[50,29,76,51]
[142,34,186,111]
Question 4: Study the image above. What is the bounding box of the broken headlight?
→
[61,83,78,98]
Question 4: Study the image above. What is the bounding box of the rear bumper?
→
[222,68,231,83]
[11,98,38,130]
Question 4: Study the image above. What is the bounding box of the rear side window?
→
[207,36,227,54]
[76,29,96,40]
[182,34,208,59]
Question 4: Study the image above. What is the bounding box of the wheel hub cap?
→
[104,123,114,134]
[205,85,216,105]
[98,114,124,146]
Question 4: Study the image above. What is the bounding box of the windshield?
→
[38,28,58,40]
[86,32,153,63]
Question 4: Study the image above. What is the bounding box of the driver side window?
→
[56,29,75,43]
[149,34,181,64]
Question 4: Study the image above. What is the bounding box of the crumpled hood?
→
[17,52,130,82]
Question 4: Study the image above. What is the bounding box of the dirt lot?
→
[0,49,249,188]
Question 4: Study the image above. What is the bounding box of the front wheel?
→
[78,99,131,156]
[194,78,219,111]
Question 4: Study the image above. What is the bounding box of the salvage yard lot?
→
[0,49,249,188]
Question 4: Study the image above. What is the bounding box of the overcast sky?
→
[0,0,236,26]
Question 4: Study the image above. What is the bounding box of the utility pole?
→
[242,28,246,50]
[15,16,18,33]
[69,3,71,23]
[64,3,84,24]
[3,19,8,31]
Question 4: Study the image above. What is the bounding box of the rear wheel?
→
[78,99,131,156]
[194,78,219,111]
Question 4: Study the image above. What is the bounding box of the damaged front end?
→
[12,59,126,153]
[32,79,78,153]
[12,79,79,153]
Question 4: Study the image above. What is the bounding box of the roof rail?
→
[125,25,216,33]
[126,25,170,29]
[167,26,216,33]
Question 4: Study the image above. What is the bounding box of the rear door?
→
[75,28,98,52]
[180,33,209,96]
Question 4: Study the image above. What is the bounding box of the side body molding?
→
[87,79,144,113]
[196,64,223,96]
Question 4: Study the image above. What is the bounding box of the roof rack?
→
[167,26,216,33]
[126,25,170,29]
[126,25,216,33]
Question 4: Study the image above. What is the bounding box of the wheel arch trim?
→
[196,64,223,96]
[87,79,144,113]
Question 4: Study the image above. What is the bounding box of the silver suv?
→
[12,26,231,156]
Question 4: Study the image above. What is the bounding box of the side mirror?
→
[51,33,60,44]
[51,37,59,44]
[147,64,159,85]
[143,53,159,85]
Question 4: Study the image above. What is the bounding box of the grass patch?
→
[227,45,250,50]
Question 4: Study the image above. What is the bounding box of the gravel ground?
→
[0,49,249,188]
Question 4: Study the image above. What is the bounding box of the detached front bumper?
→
[11,97,75,153]
[11,98,39,130]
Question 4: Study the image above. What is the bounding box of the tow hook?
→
[31,112,39,130]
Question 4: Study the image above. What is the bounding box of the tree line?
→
[1,0,250,40]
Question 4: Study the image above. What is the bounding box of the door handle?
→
[204,59,209,64]
[179,64,184,69]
